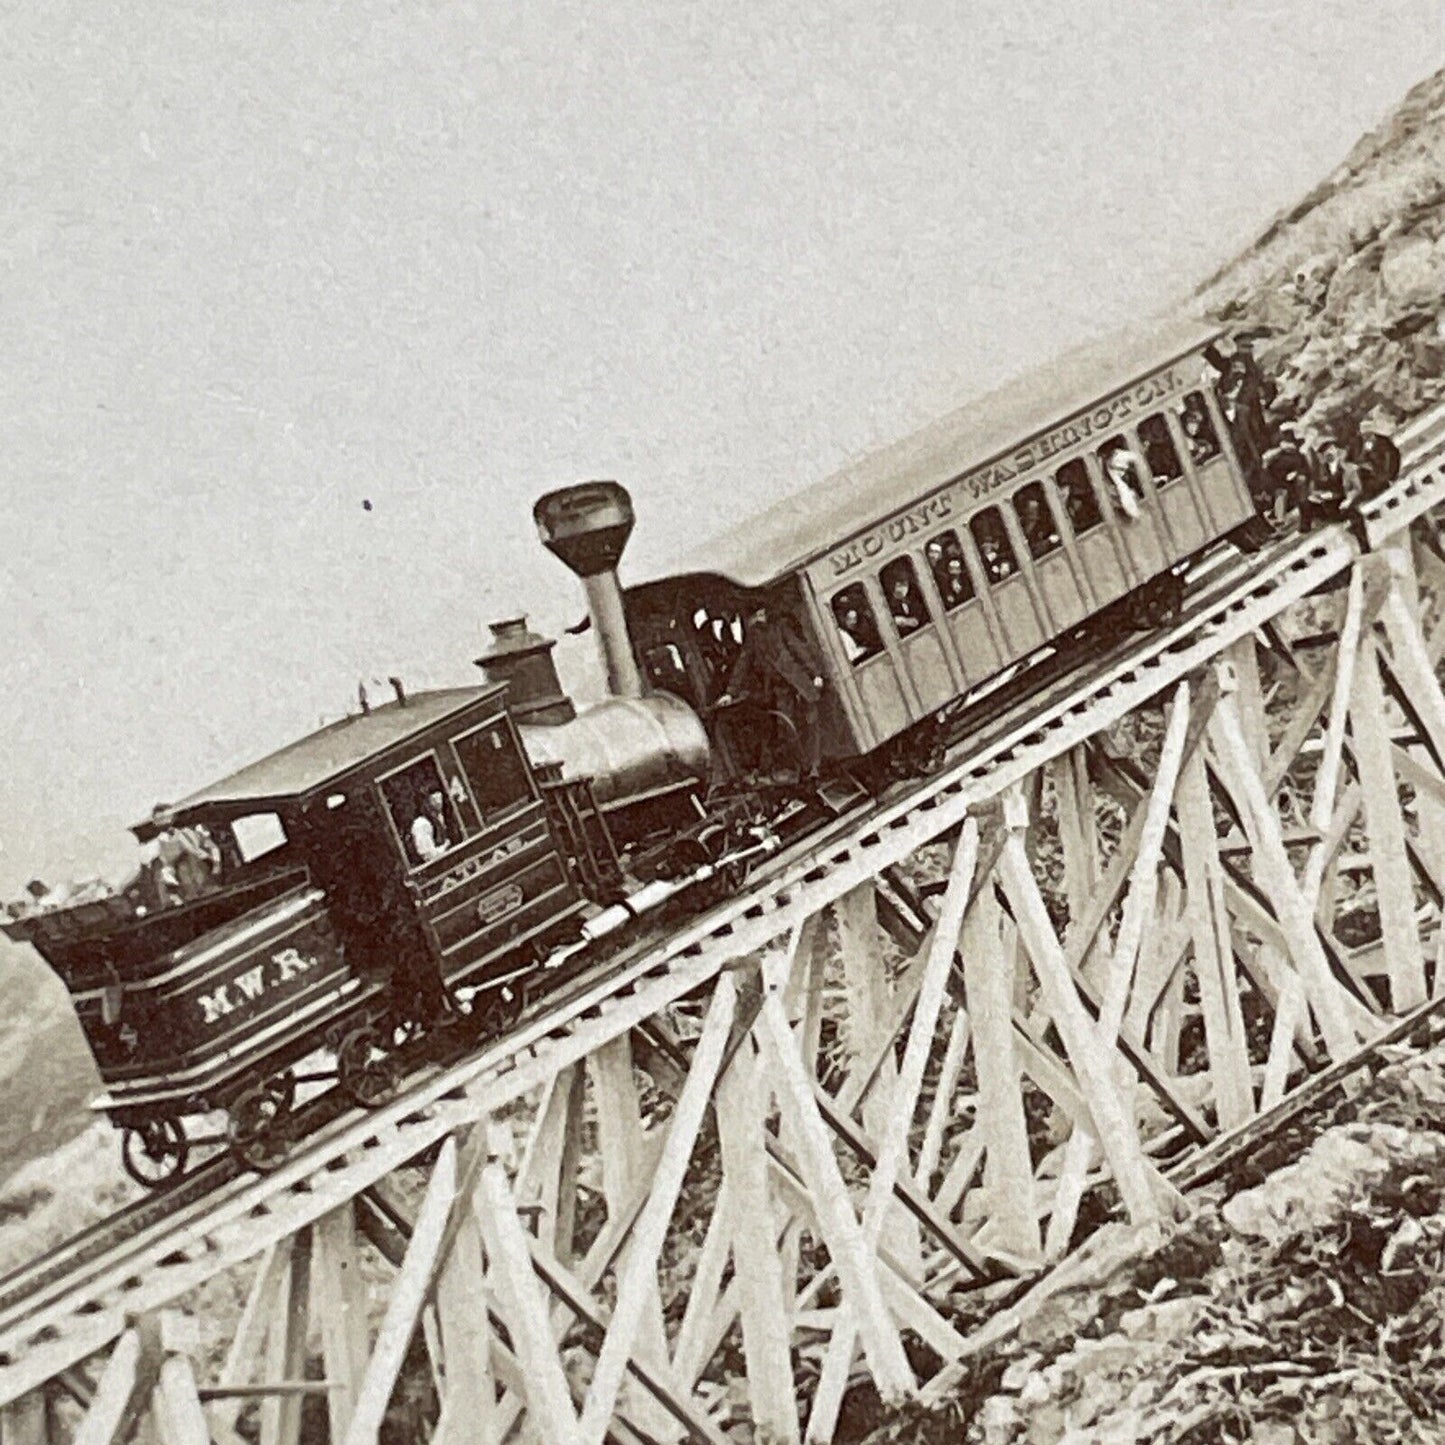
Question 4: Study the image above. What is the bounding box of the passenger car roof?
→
[656,312,1221,589]
[138,686,498,833]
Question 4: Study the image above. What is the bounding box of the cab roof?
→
[135,686,499,835]
[655,312,1221,590]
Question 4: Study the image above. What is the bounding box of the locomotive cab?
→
[4,684,611,1185]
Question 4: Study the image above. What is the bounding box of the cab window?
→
[924,528,974,610]
[453,721,533,821]
[970,508,1018,583]
[229,812,288,865]
[380,754,462,868]
[831,583,884,664]
[880,557,928,636]
[1138,414,1183,484]
[1179,391,1221,464]
[1013,482,1062,560]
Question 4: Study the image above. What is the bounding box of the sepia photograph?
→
[4,3,1445,1440]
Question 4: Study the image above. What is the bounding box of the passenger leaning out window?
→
[881,558,928,635]
[1180,394,1221,464]
[1098,438,1147,521]
[831,585,884,663]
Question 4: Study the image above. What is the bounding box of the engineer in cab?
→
[715,604,829,785]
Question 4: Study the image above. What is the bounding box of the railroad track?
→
[3,403,1445,1407]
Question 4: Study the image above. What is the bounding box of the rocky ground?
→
[853,1040,1445,1445]
[1198,67,1445,444]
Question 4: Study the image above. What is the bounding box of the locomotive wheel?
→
[120,1117,189,1190]
[229,1087,292,1173]
[337,1027,398,1109]
[472,985,523,1039]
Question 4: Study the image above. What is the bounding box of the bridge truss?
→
[5,406,1445,1443]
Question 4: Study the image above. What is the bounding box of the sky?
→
[2,1,1443,894]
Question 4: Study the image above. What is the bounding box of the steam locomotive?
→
[6,316,1306,1186]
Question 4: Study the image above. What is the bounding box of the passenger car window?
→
[1138,414,1183,484]
[1013,482,1062,560]
[880,557,928,636]
[1057,460,1103,535]
[380,754,461,867]
[1098,436,1149,518]
[831,583,884,664]
[454,722,533,821]
[970,508,1018,583]
[924,528,974,610]
[1178,391,1221,464]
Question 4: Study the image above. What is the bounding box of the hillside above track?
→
[1199,66,1445,437]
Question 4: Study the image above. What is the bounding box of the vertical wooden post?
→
[579,973,738,1445]
[475,1131,581,1444]
[260,1231,312,1445]
[1209,683,1362,1059]
[72,1331,147,1445]
[715,1038,799,1445]
[964,862,1040,1260]
[435,1202,499,1445]
[1349,634,1427,1009]
[757,980,914,1406]
[588,1032,679,1441]
[311,1205,370,1444]
[1177,747,1255,1129]
[998,835,1164,1225]
[518,1064,585,1265]
[152,1317,208,1445]
[809,822,980,1440]
[345,1140,458,1445]
[835,885,920,1276]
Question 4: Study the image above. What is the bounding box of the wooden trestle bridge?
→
[5,403,1445,1444]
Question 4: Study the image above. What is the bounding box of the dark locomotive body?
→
[5,315,1340,1187]
[5,686,617,1183]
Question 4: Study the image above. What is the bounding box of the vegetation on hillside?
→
[1199,67,1445,440]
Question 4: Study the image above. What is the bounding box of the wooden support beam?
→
[72,1329,151,1445]
[1350,636,1428,1009]
[716,1043,799,1445]
[998,835,1167,1225]
[1208,682,1364,1059]
[757,971,915,1403]
[260,1227,311,1445]
[916,1008,971,1189]
[311,1206,370,1445]
[434,1206,499,1445]
[475,1135,582,1444]
[579,972,739,1445]
[344,1139,457,1445]
[153,1355,208,1445]
[1046,683,1193,1253]
[809,820,980,1441]
[964,855,1040,1262]
[1178,747,1255,1129]
[588,1032,678,1440]
[517,1063,585,1266]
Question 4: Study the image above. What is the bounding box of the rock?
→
[1380,232,1445,302]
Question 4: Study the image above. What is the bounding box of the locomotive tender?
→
[5,314,1268,1186]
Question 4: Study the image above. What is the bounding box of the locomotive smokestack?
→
[533,481,644,699]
